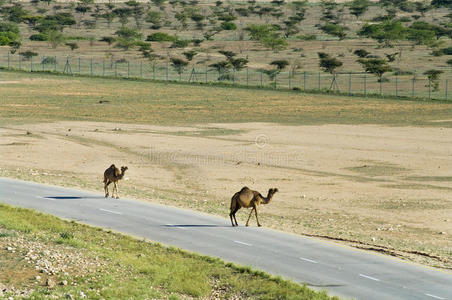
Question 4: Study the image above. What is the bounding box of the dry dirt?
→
[1,121,451,269]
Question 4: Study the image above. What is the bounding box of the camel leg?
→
[115,182,120,199]
[245,207,255,227]
[111,182,116,198]
[254,207,261,227]
[104,181,111,197]
[230,207,240,227]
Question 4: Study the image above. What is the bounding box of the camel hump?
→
[240,186,249,192]
[110,164,115,169]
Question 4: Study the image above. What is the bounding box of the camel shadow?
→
[162,224,226,228]
[44,196,105,200]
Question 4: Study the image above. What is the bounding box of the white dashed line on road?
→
[99,208,122,215]
[299,257,318,264]
[359,274,380,282]
[425,293,445,300]
[234,240,252,246]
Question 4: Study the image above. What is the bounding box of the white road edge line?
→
[359,274,380,282]
[99,208,123,215]
[299,257,318,264]
[234,240,252,246]
[425,293,445,300]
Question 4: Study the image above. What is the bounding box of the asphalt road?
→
[0,177,451,300]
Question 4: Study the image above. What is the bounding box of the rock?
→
[80,291,87,298]
[301,195,306,199]
[440,232,446,235]
[46,278,55,288]
[35,276,41,281]
[60,280,68,286]
[6,247,13,251]
[65,294,73,300]
[371,237,376,242]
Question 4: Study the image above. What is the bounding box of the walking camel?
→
[103,164,128,199]
[229,187,278,227]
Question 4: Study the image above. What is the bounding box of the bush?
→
[442,46,452,55]
[41,56,56,64]
[296,34,317,41]
[146,32,176,42]
[221,21,237,30]
[29,33,48,41]
[20,51,38,60]
[170,39,190,48]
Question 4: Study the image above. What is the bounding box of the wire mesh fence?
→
[1,53,450,101]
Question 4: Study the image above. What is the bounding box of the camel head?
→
[263,188,278,204]
[121,166,128,173]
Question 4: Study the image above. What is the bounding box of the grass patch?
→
[1,70,452,127]
[0,204,337,299]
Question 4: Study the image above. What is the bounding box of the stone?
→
[46,278,55,288]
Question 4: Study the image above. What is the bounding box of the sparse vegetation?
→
[0,204,336,299]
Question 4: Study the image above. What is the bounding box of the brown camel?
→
[229,187,278,227]
[103,164,128,199]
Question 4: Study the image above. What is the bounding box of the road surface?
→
[0,178,451,300]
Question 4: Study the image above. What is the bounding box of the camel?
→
[229,187,278,227]
[103,164,128,199]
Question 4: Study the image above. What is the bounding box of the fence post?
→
[260,69,263,88]
[166,61,169,81]
[274,73,277,89]
[205,65,207,83]
[318,72,320,90]
[54,56,57,72]
[446,79,448,101]
[289,71,292,90]
[233,68,235,84]
[30,56,33,72]
[304,71,306,90]
[246,67,249,87]
[153,61,155,80]
[103,60,105,76]
[379,77,382,96]
[348,72,352,96]
[42,56,45,72]
[91,58,93,76]
[78,57,81,74]
[19,53,21,70]
[140,61,143,78]
[428,78,431,100]
[7,52,10,69]
[412,76,415,98]
[395,74,398,97]
[115,61,117,77]
[364,74,367,97]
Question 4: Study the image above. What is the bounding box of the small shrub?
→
[296,34,317,41]
[29,33,48,41]
[221,21,237,30]
[170,39,190,48]
[20,51,38,60]
[146,32,176,42]
[41,56,56,64]
[441,46,452,55]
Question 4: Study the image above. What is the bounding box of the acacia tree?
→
[349,0,370,19]
[424,69,443,92]
[170,57,188,80]
[318,52,342,90]
[357,58,392,82]
[114,26,141,50]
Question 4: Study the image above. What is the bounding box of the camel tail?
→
[230,192,239,210]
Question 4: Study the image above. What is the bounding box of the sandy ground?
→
[1,121,451,268]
